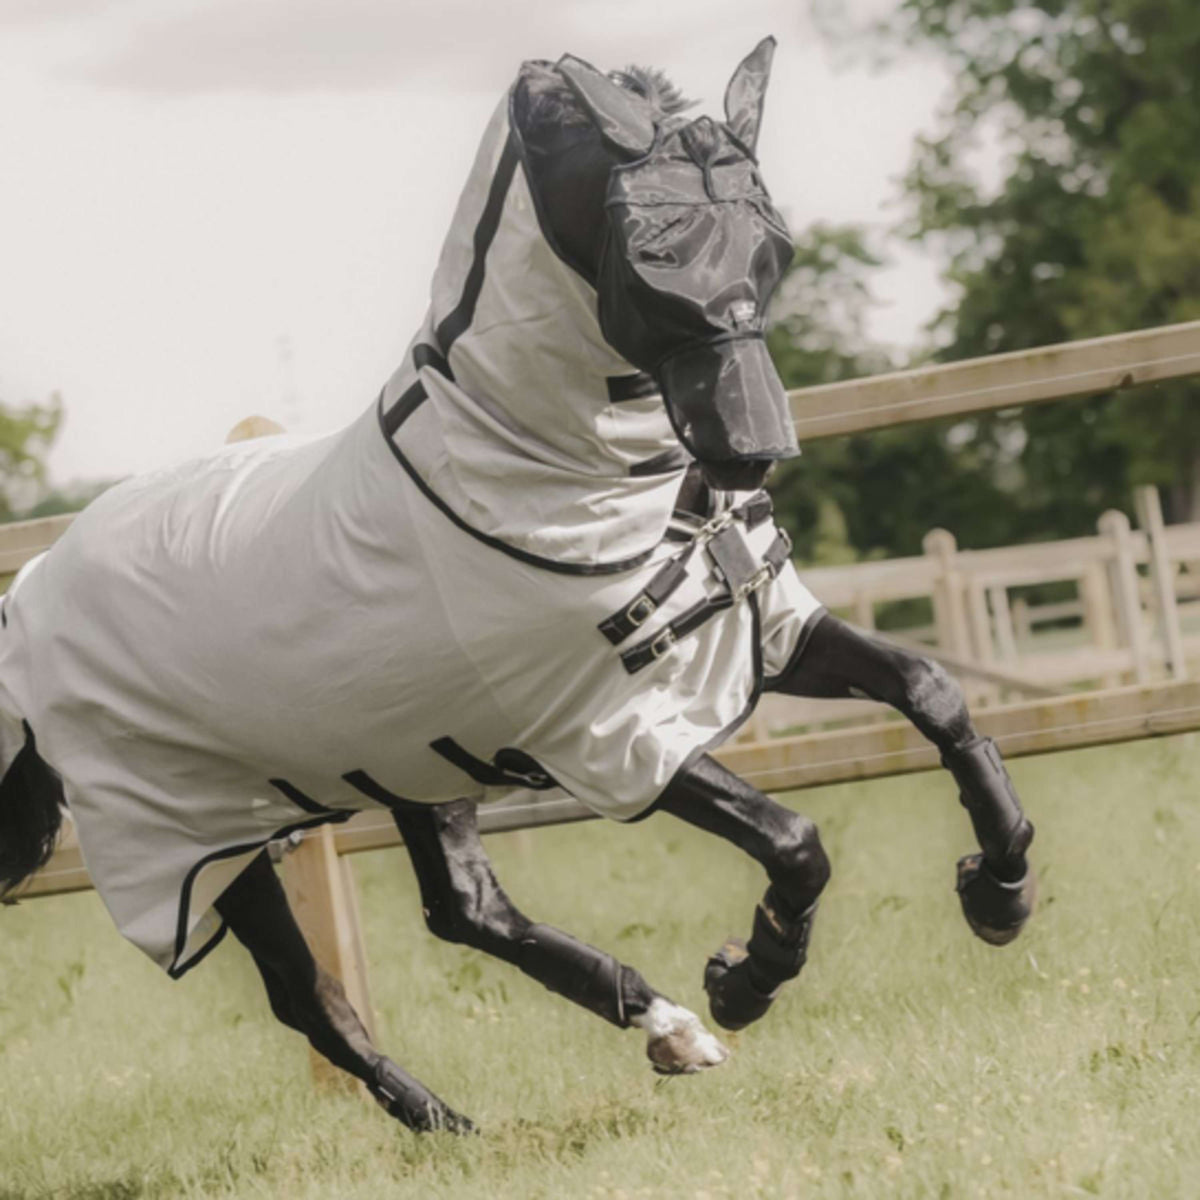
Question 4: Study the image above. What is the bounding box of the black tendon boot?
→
[704,887,817,1031]
[943,736,1036,946]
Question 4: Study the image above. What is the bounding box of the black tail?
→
[0,722,65,898]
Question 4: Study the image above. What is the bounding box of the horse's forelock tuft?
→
[518,59,694,142]
[610,66,694,117]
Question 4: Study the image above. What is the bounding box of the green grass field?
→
[4,734,1200,1199]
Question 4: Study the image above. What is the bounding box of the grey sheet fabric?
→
[380,95,689,571]
[0,76,820,978]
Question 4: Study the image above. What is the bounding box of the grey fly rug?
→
[0,90,821,978]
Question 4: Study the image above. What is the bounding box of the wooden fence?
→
[746,485,1200,737]
[6,317,1200,1088]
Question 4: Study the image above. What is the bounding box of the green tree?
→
[768,224,1019,561]
[883,0,1200,524]
[0,394,62,522]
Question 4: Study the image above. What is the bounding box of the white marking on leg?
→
[631,997,729,1074]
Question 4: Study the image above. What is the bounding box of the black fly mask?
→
[521,38,798,492]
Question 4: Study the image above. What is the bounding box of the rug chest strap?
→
[618,529,791,675]
[597,545,695,646]
[619,593,735,674]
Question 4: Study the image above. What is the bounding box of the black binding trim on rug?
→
[381,380,428,439]
[167,807,353,980]
[376,392,662,577]
[435,133,521,355]
[382,343,454,436]
[625,592,767,824]
[762,605,829,692]
[412,342,452,380]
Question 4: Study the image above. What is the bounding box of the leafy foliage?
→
[777,0,1200,562]
[0,394,63,522]
[890,0,1200,523]
[768,226,1019,561]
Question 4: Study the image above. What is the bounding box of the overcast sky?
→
[0,0,949,484]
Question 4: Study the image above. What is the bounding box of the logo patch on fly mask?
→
[730,300,757,328]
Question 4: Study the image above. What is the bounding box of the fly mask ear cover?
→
[724,35,776,154]
[596,113,798,466]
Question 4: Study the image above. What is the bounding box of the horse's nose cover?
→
[597,120,799,465]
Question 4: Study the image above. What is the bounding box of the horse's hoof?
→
[703,937,777,1032]
[956,854,1037,946]
[634,997,729,1075]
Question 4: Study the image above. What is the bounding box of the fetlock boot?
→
[704,887,816,1031]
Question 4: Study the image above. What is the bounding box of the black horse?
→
[0,41,1034,1134]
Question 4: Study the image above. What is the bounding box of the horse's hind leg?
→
[215,850,474,1133]
[769,611,1035,945]
[657,755,830,1032]
[392,798,728,1075]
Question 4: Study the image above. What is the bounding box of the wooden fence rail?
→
[788,318,1200,440]
[18,677,1200,903]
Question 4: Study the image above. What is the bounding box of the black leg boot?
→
[943,736,1036,946]
[704,887,818,1031]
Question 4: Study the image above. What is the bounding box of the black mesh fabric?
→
[596,116,797,465]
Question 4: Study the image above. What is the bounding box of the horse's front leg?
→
[392,798,728,1075]
[657,755,830,1031]
[769,611,1036,945]
[215,851,474,1133]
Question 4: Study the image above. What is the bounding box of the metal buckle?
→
[625,593,656,627]
[649,628,676,660]
[509,766,551,789]
[696,510,735,545]
[732,564,774,603]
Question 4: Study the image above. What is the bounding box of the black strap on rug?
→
[598,544,696,646]
[430,737,557,790]
[617,528,792,675]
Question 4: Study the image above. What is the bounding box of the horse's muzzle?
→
[658,336,798,483]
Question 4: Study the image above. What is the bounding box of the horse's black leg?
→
[656,754,830,1031]
[391,797,728,1074]
[769,611,1035,945]
[215,850,474,1133]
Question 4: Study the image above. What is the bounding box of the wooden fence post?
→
[852,592,876,632]
[988,585,1019,662]
[223,414,374,1093]
[965,580,995,664]
[281,826,377,1091]
[1135,485,1187,680]
[1098,509,1151,684]
[923,528,972,663]
[1079,562,1121,688]
[1011,596,1031,646]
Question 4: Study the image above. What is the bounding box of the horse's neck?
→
[376,97,685,569]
